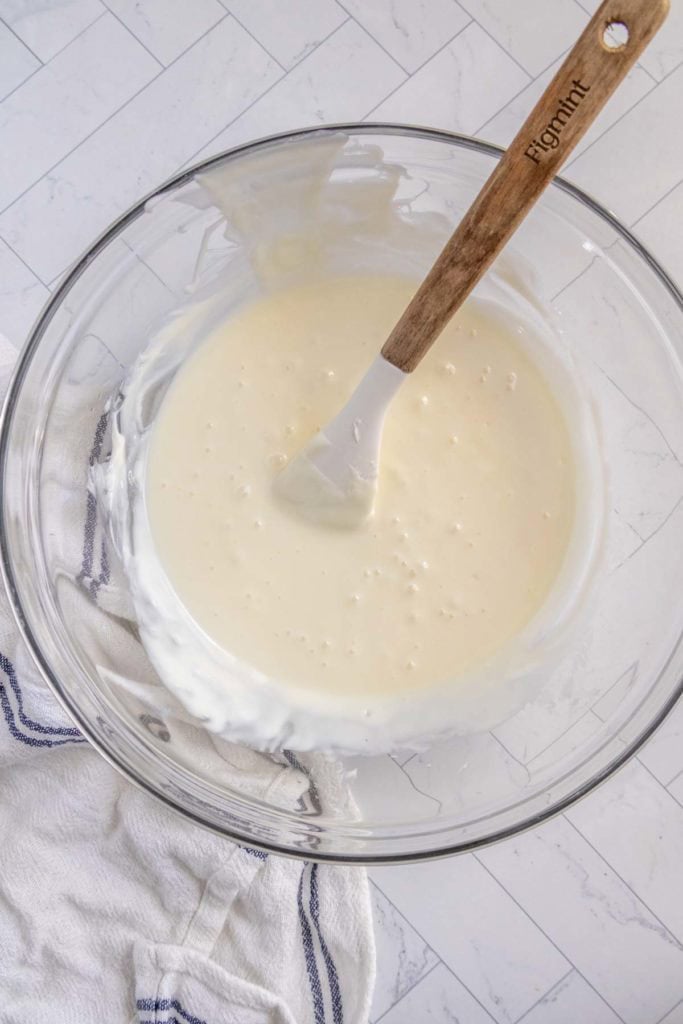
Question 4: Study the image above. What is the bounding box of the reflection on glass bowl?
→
[1,125,682,862]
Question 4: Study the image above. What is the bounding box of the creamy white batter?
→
[144,274,576,708]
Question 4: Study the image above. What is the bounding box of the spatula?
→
[276,0,669,527]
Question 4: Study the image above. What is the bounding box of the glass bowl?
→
[2,125,682,863]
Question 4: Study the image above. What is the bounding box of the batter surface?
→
[145,274,576,701]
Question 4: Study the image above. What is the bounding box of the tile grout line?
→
[217,0,351,76]
[638,63,660,85]
[480,55,657,165]
[0,11,240,225]
[494,702,599,775]
[335,1,413,76]
[0,13,43,64]
[98,1,165,69]
[0,8,110,106]
[667,787,683,810]
[120,239,176,297]
[511,967,574,1024]
[271,12,351,72]
[369,875,498,1024]
[562,815,683,950]
[571,0,675,81]
[476,45,571,141]
[634,753,683,796]
[178,16,359,172]
[630,173,683,228]
[439,958,513,1023]
[362,18,474,120]
[1,235,51,290]
[468,18,534,80]
[475,54,578,145]
[394,760,443,813]
[550,239,622,305]
[213,6,288,73]
[594,365,683,468]
[44,7,107,61]
[489,729,528,769]
[473,853,627,1024]
[368,877,444,1023]
[0,57,41,105]
[576,0,675,90]
[612,493,683,575]
[565,56,683,171]
[656,996,683,1024]
[551,254,600,302]
[371,959,441,1024]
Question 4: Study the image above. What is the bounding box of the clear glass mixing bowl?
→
[2,125,682,862]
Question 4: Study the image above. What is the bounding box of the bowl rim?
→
[1,121,682,864]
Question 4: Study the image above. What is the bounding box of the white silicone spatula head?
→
[276,0,668,528]
[274,356,405,526]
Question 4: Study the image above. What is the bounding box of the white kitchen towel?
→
[0,348,375,1023]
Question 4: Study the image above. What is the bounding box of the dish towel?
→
[0,340,375,1023]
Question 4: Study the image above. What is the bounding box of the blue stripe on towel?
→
[140,1018,183,1024]
[283,749,323,814]
[0,651,84,748]
[298,864,326,1023]
[310,863,344,1024]
[0,652,81,737]
[136,997,207,1024]
[242,846,268,860]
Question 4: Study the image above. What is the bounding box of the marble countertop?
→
[0,1,682,1021]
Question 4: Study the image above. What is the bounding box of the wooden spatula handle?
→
[381,0,669,372]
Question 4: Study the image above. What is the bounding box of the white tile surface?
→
[567,760,683,944]
[191,20,405,163]
[0,0,103,62]
[577,0,683,80]
[0,15,158,212]
[637,699,683,787]
[371,21,529,133]
[526,710,604,775]
[480,815,683,1024]
[669,773,683,808]
[1,3,683,1021]
[519,970,622,1024]
[379,963,496,1023]
[221,0,347,69]
[638,0,683,80]
[0,19,39,101]
[659,1001,683,1024]
[339,0,471,72]
[495,481,683,765]
[370,883,439,1021]
[0,238,49,346]
[481,55,655,164]
[0,330,19,369]
[456,0,586,76]
[349,754,445,822]
[402,732,529,814]
[103,0,225,65]
[372,857,569,1022]
[569,64,683,224]
[634,179,683,290]
[0,18,281,283]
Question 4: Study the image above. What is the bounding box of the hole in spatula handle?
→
[602,20,629,50]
